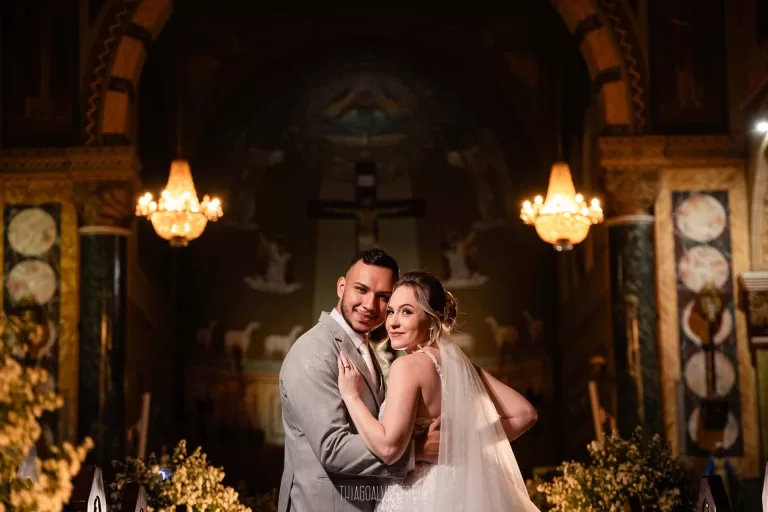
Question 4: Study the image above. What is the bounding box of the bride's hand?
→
[415,415,441,464]
[337,352,362,401]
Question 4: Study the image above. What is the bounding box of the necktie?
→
[359,341,378,387]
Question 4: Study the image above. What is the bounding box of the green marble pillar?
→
[602,170,663,437]
[74,180,135,470]
[78,226,130,468]
[607,216,664,437]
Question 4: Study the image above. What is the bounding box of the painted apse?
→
[171,53,558,488]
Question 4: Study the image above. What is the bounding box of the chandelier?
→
[520,162,603,251]
[136,159,223,247]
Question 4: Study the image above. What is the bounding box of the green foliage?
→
[536,428,698,512]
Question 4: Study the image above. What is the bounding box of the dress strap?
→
[418,349,442,376]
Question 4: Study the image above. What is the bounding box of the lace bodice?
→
[418,348,442,376]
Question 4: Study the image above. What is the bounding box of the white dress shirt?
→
[330,308,378,386]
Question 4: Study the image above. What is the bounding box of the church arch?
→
[86,0,639,145]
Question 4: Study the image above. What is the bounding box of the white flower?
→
[109,439,251,512]
[536,428,696,512]
[0,313,93,512]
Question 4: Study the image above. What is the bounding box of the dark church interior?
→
[1,0,768,510]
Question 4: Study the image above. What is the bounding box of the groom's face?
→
[336,261,394,335]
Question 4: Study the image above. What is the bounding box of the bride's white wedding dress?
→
[375,336,540,512]
[375,351,443,511]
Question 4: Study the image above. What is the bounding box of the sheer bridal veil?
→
[429,332,540,511]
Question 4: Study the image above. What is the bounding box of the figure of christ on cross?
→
[308,161,425,252]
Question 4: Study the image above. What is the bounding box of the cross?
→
[308,161,425,252]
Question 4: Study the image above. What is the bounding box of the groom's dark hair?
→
[349,248,399,280]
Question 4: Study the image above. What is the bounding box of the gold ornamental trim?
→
[0,146,140,184]
[0,179,79,441]
[600,135,746,171]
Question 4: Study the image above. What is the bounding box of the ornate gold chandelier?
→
[520,162,603,251]
[136,159,223,247]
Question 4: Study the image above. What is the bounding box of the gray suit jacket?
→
[278,312,409,512]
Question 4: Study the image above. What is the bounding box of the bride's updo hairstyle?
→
[392,271,458,346]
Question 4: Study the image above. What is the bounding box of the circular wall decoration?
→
[675,194,727,243]
[7,208,57,256]
[683,351,736,398]
[678,246,729,292]
[6,260,57,304]
[687,407,739,451]
[681,300,732,346]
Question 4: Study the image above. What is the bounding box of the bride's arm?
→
[475,365,538,440]
[338,354,419,465]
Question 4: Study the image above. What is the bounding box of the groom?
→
[278,249,439,512]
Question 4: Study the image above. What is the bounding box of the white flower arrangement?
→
[535,428,697,512]
[0,311,93,512]
[110,439,252,511]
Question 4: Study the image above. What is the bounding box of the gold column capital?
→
[601,169,660,217]
[73,180,135,229]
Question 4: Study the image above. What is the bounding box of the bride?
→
[337,271,541,511]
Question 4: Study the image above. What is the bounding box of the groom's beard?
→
[340,299,380,336]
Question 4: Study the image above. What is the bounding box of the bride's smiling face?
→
[385,286,431,351]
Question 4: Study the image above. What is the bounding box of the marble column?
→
[603,170,665,437]
[74,182,133,468]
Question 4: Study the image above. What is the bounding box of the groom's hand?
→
[414,416,441,464]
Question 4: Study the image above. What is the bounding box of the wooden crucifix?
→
[308,161,425,252]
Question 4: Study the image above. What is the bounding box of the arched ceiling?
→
[137,5,590,173]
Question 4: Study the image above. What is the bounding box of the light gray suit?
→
[278,312,410,512]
